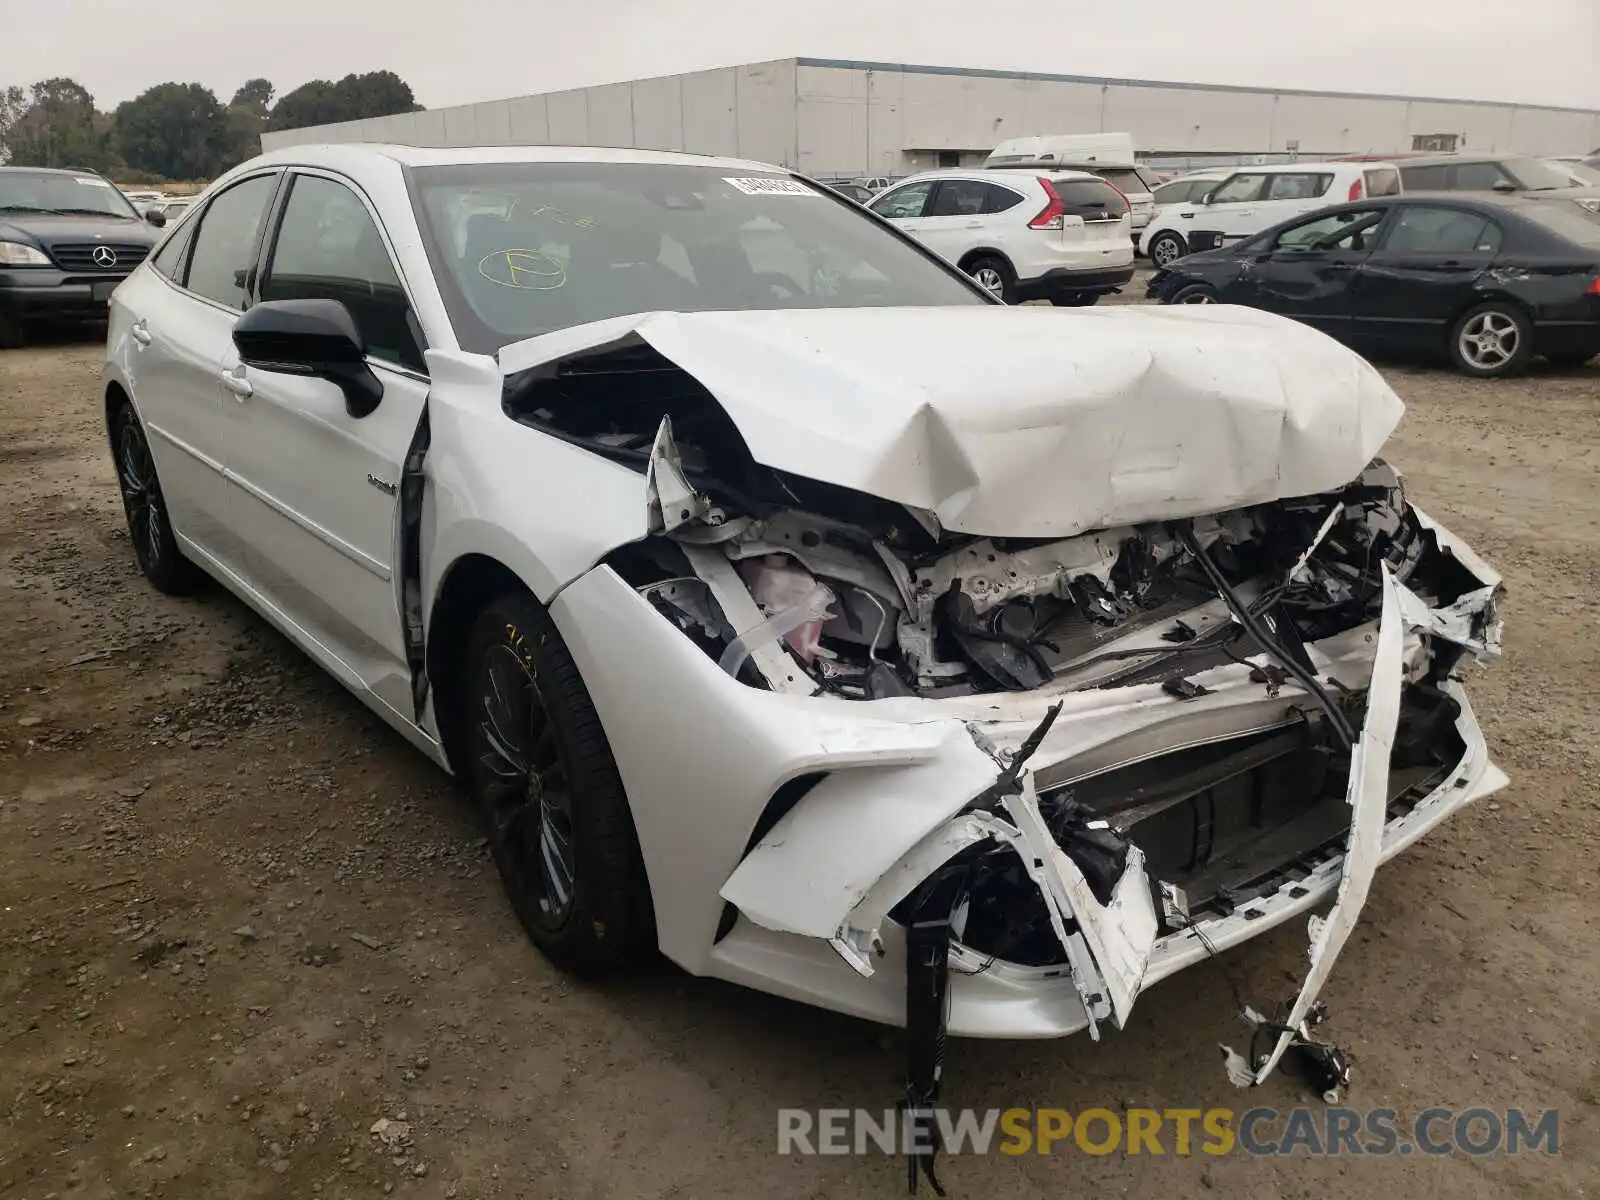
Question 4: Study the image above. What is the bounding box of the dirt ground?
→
[2,326,1597,1200]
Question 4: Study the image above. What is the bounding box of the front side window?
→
[411,163,986,355]
[261,174,425,372]
[0,170,141,219]
[1382,206,1502,254]
[1209,174,1267,204]
[927,179,990,217]
[1273,208,1385,251]
[1454,162,1513,191]
[185,174,277,310]
[870,181,934,219]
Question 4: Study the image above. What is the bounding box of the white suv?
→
[1139,161,1402,268]
[868,169,1134,304]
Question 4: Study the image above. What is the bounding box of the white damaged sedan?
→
[105,145,1504,1109]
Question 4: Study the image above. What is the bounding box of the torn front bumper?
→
[551,506,1504,1045]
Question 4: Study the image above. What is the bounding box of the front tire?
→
[462,589,652,976]
[112,401,203,594]
[1147,231,1187,269]
[1049,293,1100,307]
[1170,283,1218,305]
[964,255,1017,303]
[1449,302,1533,378]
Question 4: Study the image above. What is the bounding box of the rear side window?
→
[1053,178,1129,220]
[1265,173,1333,201]
[1400,164,1451,190]
[927,179,990,217]
[185,174,277,310]
[1364,168,1402,197]
[1383,206,1503,254]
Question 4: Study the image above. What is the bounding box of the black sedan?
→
[1146,193,1600,377]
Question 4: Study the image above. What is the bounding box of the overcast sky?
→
[13,0,1600,112]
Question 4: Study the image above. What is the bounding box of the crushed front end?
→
[518,330,1504,1129]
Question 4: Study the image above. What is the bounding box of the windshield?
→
[1503,157,1580,191]
[1549,159,1600,186]
[409,162,987,354]
[0,171,140,218]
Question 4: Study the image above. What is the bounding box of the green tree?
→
[231,78,275,120]
[114,82,228,179]
[267,70,421,131]
[2,78,111,170]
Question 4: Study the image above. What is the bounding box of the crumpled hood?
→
[502,303,1405,539]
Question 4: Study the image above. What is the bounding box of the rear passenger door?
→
[1347,204,1504,346]
[127,171,281,575]
[915,178,993,260]
[222,169,430,715]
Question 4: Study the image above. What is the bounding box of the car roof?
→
[896,167,1095,183]
[0,164,105,176]
[252,142,798,176]
[1228,160,1390,173]
[1392,153,1511,166]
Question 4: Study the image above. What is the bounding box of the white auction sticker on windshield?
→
[75,177,112,187]
[723,177,818,197]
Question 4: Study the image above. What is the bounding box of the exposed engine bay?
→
[506,338,1486,705]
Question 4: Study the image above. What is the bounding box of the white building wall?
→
[259,58,1599,173]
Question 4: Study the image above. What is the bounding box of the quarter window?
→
[983,183,1025,214]
[260,174,425,372]
[1209,174,1268,204]
[184,174,277,310]
[870,181,933,219]
[1364,167,1402,197]
[149,217,197,282]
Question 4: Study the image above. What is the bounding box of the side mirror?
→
[231,299,384,418]
[1197,191,1214,206]
[145,208,166,227]
[1491,179,1517,193]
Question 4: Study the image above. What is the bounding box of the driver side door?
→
[223,169,430,718]
[1230,207,1388,330]
[1188,172,1268,250]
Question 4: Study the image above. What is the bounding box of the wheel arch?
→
[957,247,1015,274]
[424,550,541,777]
[103,379,132,460]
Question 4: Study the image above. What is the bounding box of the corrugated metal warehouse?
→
[259,56,1600,178]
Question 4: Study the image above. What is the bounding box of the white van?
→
[984,132,1160,233]
[1138,160,1403,267]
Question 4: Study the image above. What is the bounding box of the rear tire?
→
[964,255,1017,304]
[1170,284,1219,305]
[1147,231,1187,269]
[111,401,204,594]
[461,589,653,976]
[1448,302,1533,378]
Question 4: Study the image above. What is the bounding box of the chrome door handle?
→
[220,366,253,399]
[130,319,152,347]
